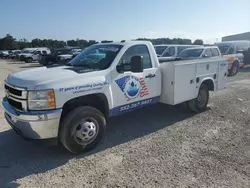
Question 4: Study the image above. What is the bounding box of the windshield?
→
[178,48,203,58]
[154,46,168,55]
[216,44,231,55]
[68,44,123,70]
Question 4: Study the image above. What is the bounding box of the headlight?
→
[28,90,56,110]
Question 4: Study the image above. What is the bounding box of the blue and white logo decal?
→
[115,75,149,101]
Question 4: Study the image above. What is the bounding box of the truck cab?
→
[2,41,228,154]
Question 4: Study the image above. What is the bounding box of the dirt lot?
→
[0,59,250,188]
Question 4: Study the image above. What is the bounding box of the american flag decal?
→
[139,77,149,97]
[115,76,149,101]
[115,76,130,92]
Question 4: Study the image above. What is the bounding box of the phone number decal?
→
[109,96,160,116]
[120,99,153,112]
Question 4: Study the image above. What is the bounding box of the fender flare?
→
[195,77,215,97]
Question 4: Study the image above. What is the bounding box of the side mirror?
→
[202,54,208,58]
[131,56,143,73]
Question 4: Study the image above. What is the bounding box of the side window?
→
[235,44,241,52]
[118,45,152,71]
[227,46,234,54]
[163,47,175,57]
[168,47,175,56]
[42,50,47,54]
[203,49,213,57]
[211,48,220,57]
[177,46,189,54]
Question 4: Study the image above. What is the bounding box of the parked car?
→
[39,48,81,66]
[0,50,9,59]
[154,44,202,61]
[24,48,51,63]
[158,46,222,64]
[2,41,228,154]
[176,46,221,60]
[215,41,250,76]
[16,48,36,61]
[9,50,21,59]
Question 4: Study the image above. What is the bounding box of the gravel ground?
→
[0,59,250,188]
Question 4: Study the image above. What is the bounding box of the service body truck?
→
[2,41,228,154]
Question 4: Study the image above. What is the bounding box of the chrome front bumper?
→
[2,97,62,139]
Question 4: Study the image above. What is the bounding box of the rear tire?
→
[59,106,106,154]
[228,61,239,76]
[187,84,209,113]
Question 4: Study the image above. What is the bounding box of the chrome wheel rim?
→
[73,118,99,145]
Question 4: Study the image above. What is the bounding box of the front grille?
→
[5,84,22,96]
[7,98,23,111]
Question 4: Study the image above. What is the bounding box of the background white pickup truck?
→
[2,41,228,154]
[155,44,202,62]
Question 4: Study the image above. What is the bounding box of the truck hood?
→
[6,66,96,90]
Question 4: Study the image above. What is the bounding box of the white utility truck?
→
[24,48,51,63]
[2,41,228,154]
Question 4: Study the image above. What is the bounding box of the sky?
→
[1,0,250,44]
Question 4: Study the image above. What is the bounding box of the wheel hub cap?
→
[74,120,97,144]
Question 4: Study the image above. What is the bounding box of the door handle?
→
[145,73,156,78]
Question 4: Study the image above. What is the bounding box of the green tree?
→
[0,34,18,50]
[193,39,204,45]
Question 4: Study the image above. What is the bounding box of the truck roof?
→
[183,46,219,50]
[94,40,153,46]
[154,44,202,47]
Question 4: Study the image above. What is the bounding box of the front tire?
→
[59,106,106,154]
[25,57,32,63]
[20,55,25,61]
[187,84,209,113]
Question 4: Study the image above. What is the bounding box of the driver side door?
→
[109,44,161,116]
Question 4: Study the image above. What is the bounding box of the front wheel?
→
[25,57,32,63]
[59,106,106,154]
[187,84,209,113]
